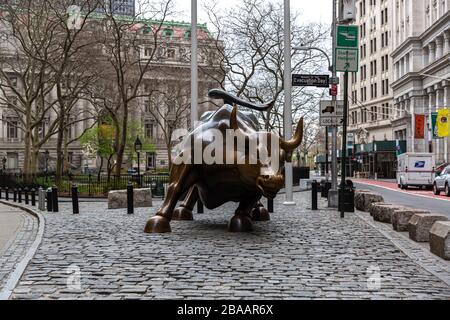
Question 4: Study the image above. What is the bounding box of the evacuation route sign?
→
[336,48,359,72]
[337,25,359,48]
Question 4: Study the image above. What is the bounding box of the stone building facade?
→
[342,0,399,178]
[0,18,223,173]
[391,0,450,164]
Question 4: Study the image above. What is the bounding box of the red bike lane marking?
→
[355,179,450,202]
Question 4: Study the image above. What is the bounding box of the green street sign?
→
[337,25,359,48]
[336,48,359,72]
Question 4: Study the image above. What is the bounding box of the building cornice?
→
[420,10,450,43]
[391,37,421,58]
[391,53,450,91]
[392,11,450,58]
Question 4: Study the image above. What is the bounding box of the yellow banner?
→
[437,109,450,138]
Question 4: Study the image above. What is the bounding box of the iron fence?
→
[0,172,170,198]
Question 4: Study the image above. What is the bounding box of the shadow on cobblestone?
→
[10,194,450,300]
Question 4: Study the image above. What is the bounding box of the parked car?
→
[127,168,139,176]
[433,165,450,196]
[435,162,449,176]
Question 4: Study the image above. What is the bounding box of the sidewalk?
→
[4,193,449,300]
[0,206,23,254]
[0,203,39,294]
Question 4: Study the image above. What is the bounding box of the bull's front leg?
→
[144,164,197,233]
[229,196,260,232]
[251,201,271,222]
[172,186,199,221]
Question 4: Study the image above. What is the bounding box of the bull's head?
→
[230,106,304,199]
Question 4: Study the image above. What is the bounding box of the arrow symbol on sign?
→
[344,63,350,70]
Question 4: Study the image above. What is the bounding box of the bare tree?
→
[92,0,175,177]
[143,81,191,169]
[204,0,329,149]
[0,0,101,179]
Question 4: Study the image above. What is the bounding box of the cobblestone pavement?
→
[7,193,450,300]
[0,204,39,292]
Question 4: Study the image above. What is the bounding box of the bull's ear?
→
[230,105,239,130]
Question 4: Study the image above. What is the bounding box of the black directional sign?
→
[292,74,330,88]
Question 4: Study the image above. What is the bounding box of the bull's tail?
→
[208,89,274,111]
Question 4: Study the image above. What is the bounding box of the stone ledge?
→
[370,203,404,223]
[108,189,153,210]
[354,190,384,212]
[392,208,430,232]
[430,221,450,260]
[409,214,450,242]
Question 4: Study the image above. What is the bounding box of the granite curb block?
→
[370,203,404,223]
[409,214,450,242]
[430,221,450,260]
[354,190,384,212]
[0,201,45,300]
[392,208,431,232]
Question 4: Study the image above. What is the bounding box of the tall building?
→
[102,0,135,16]
[391,0,450,165]
[342,0,400,179]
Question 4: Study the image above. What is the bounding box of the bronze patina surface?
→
[145,90,304,233]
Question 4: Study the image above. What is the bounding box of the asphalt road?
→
[354,181,450,218]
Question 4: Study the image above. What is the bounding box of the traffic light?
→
[330,84,338,96]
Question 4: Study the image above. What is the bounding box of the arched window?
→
[162,28,174,37]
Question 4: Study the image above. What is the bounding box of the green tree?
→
[125,120,156,169]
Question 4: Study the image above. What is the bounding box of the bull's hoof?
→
[144,216,172,233]
[172,207,194,221]
[228,215,253,232]
[251,206,270,221]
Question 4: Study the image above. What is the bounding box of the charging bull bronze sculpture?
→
[145,89,304,233]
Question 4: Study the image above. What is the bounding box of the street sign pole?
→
[340,71,349,218]
[283,0,295,206]
[191,0,198,128]
[329,0,339,208]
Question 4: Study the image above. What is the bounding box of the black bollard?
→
[127,181,134,214]
[24,187,29,205]
[18,188,22,203]
[267,198,274,213]
[31,188,36,207]
[51,186,58,213]
[13,189,17,202]
[5,187,9,201]
[197,199,204,214]
[72,184,79,214]
[46,188,53,212]
[311,180,318,211]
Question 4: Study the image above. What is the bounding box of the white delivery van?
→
[396,153,436,189]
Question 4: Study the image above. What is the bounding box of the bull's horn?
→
[280,117,304,151]
[230,105,239,131]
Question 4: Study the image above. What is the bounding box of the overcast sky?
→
[171,0,332,25]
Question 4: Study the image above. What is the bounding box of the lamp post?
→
[44,150,49,182]
[134,136,142,187]
[2,156,6,171]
